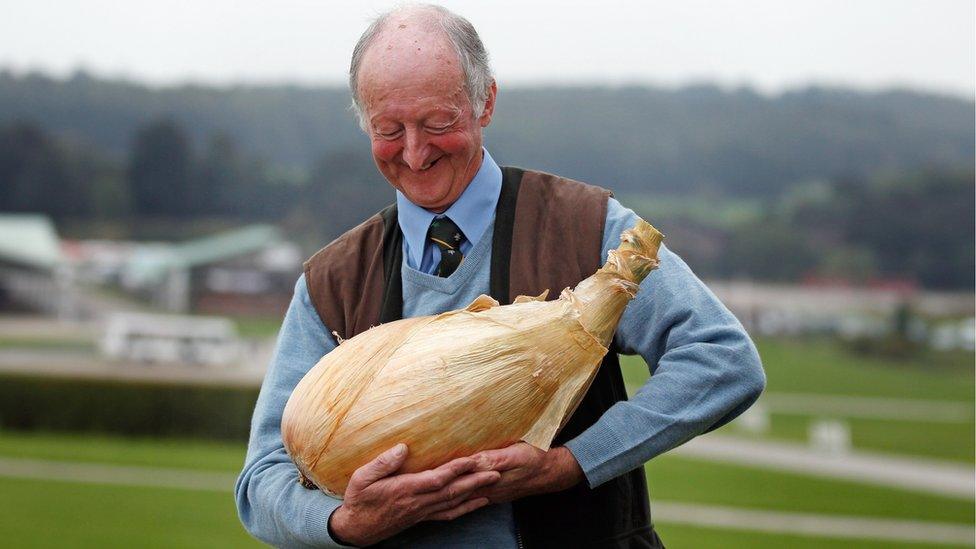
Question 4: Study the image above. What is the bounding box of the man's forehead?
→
[359,17,461,85]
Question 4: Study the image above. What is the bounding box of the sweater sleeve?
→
[235,275,349,548]
[564,198,766,487]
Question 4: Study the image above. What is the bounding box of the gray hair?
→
[348,4,494,131]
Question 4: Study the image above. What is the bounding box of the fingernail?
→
[394,443,406,457]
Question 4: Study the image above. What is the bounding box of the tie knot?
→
[428,217,465,277]
[427,217,464,252]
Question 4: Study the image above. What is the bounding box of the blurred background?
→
[0,1,972,547]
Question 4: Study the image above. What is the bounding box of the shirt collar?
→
[396,148,503,270]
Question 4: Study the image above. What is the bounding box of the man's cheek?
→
[431,132,472,155]
[372,141,401,162]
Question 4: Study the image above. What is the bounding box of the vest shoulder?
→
[516,168,613,199]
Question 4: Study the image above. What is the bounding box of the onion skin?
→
[282,219,663,497]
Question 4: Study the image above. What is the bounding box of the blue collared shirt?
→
[395,148,503,274]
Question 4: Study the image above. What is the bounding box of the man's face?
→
[357,30,495,213]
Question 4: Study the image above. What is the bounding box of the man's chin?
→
[400,184,455,211]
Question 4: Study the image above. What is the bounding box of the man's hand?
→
[471,443,585,504]
[328,443,501,546]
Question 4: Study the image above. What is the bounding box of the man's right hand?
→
[328,443,501,546]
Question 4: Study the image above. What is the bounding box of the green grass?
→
[0,336,95,352]
[0,476,261,549]
[729,413,975,463]
[654,523,970,549]
[620,337,975,401]
[646,454,974,524]
[232,316,283,339]
[755,337,974,400]
[0,430,971,547]
[0,431,246,472]
[620,337,976,462]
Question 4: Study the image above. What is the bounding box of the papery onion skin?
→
[282,219,663,497]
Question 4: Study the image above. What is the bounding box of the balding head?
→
[349,4,494,130]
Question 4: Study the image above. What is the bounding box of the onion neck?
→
[570,219,664,348]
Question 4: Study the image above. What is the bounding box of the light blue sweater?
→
[235,198,765,548]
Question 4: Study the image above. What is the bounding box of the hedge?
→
[0,374,259,440]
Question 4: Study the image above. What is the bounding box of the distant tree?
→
[303,148,392,239]
[127,118,194,217]
[0,121,90,218]
[196,132,241,215]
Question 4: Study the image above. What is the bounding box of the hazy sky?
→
[2,0,973,97]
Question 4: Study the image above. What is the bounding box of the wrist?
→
[327,505,360,547]
[546,446,584,491]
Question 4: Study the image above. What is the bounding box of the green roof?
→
[125,224,283,284]
[172,224,282,268]
[0,214,62,270]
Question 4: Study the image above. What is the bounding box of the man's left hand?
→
[470,443,585,503]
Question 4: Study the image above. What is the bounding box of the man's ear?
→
[479,80,498,127]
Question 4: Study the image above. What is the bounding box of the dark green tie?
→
[428,217,465,277]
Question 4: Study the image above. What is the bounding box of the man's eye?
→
[426,125,451,134]
[376,129,402,139]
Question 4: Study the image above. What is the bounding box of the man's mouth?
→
[421,156,443,171]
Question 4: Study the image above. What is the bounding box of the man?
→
[236,4,765,548]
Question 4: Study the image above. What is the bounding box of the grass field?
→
[0,430,971,548]
[0,336,971,547]
[0,476,261,549]
[621,336,975,463]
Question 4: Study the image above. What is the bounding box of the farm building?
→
[121,224,301,316]
[0,213,75,318]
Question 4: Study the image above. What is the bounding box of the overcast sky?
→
[2,0,973,97]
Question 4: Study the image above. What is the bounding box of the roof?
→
[125,224,283,285]
[0,214,63,270]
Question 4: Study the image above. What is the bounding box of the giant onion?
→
[282,218,663,497]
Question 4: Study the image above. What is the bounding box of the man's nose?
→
[401,129,430,171]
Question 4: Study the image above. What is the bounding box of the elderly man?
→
[236,4,764,548]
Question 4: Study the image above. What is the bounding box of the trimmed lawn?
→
[620,337,974,401]
[728,413,975,463]
[754,337,974,400]
[646,454,974,524]
[0,476,261,549]
[0,431,246,472]
[621,337,975,462]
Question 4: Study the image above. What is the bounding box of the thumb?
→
[350,443,409,489]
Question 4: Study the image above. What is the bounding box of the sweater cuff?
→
[564,421,629,488]
[302,495,346,547]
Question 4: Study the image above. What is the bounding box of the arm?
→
[473,198,763,499]
[563,198,766,487]
[235,276,346,548]
[235,276,500,547]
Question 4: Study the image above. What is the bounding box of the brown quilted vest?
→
[304,167,662,548]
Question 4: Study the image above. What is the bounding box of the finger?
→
[348,443,408,490]
[419,470,501,509]
[426,497,491,521]
[404,457,478,493]
[473,443,529,471]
